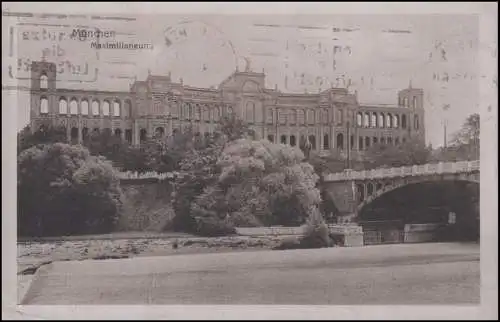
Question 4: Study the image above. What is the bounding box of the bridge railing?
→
[117,171,178,181]
[324,160,479,182]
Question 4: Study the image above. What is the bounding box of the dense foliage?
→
[18,143,123,237]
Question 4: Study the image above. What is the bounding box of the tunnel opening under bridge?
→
[357,180,479,244]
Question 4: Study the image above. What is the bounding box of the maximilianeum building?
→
[29,61,425,160]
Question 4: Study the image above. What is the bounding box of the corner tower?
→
[398,83,425,144]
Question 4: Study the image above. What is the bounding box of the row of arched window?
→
[170,102,230,121]
[263,107,344,125]
[399,96,418,108]
[270,133,409,151]
[356,112,411,129]
[62,126,133,144]
[40,97,132,117]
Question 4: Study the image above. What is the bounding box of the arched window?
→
[82,127,89,140]
[336,133,344,150]
[194,104,201,121]
[123,100,132,117]
[266,108,274,124]
[323,134,329,150]
[393,115,399,128]
[379,113,385,128]
[246,101,255,122]
[267,134,274,143]
[290,135,297,147]
[70,127,78,142]
[413,96,418,109]
[70,98,78,115]
[213,107,220,121]
[92,100,99,116]
[363,113,369,127]
[307,110,315,124]
[203,106,210,122]
[404,97,409,107]
[40,74,48,89]
[356,112,362,127]
[386,114,392,128]
[280,135,287,144]
[227,106,233,116]
[102,100,110,116]
[290,109,297,125]
[365,136,370,149]
[367,183,374,196]
[114,128,122,137]
[279,109,287,125]
[113,100,120,117]
[59,98,68,114]
[298,109,305,124]
[414,115,419,129]
[356,184,365,202]
[81,100,89,115]
[322,109,328,125]
[308,135,316,150]
[371,113,377,127]
[401,114,407,129]
[40,97,49,114]
[183,103,190,120]
[155,127,165,138]
[140,129,147,142]
[171,102,179,118]
[125,129,133,144]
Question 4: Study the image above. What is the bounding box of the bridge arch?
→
[356,174,479,213]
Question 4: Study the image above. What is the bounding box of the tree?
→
[190,138,322,233]
[430,113,480,162]
[364,137,431,169]
[18,124,67,153]
[18,143,124,237]
[170,115,256,233]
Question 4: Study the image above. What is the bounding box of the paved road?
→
[21,243,480,305]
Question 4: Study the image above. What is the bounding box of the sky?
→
[2,10,496,147]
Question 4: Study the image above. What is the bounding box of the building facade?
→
[29,61,425,159]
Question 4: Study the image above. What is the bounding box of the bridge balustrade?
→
[323,160,479,182]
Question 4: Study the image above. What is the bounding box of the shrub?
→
[299,206,331,248]
[18,143,123,237]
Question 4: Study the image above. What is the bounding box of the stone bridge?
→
[116,160,479,246]
[322,160,480,224]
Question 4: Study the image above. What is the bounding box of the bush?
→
[273,207,333,250]
[18,143,123,237]
[299,206,331,248]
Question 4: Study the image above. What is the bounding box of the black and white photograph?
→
[2,2,497,320]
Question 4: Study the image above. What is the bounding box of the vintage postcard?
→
[2,2,497,320]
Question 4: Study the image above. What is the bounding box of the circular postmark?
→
[157,19,239,87]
